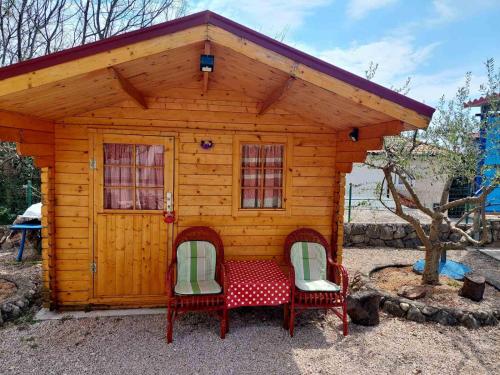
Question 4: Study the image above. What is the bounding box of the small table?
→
[10,224,43,262]
[225,260,291,309]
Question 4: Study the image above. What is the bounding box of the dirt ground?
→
[0,248,498,375]
[372,266,500,311]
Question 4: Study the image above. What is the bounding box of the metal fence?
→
[343,182,475,223]
[344,182,396,223]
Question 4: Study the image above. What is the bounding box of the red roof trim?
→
[464,93,499,108]
[0,10,435,118]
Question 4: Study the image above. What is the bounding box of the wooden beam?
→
[203,40,211,93]
[335,162,353,173]
[0,126,54,143]
[17,143,54,157]
[107,67,147,109]
[337,120,404,141]
[0,110,54,165]
[258,76,295,115]
[0,109,54,132]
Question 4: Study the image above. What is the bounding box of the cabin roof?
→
[0,11,435,130]
[0,11,433,119]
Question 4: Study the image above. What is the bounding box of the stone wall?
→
[344,221,500,248]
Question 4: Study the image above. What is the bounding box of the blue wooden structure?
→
[466,96,499,213]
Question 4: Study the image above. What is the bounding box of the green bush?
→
[0,142,41,224]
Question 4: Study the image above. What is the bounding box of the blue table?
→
[10,224,43,262]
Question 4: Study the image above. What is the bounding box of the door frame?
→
[88,128,178,305]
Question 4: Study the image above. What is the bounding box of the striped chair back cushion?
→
[177,241,216,282]
[290,242,327,281]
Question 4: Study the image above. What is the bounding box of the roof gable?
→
[0,10,434,122]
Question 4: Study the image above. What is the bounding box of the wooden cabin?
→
[0,11,434,309]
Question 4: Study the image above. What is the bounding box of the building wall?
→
[48,88,344,307]
[346,160,447,210]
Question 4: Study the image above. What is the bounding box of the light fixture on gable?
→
[200,54,215,72]
[349,127,359,142]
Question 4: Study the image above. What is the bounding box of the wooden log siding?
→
[41,167,56,308]
[46,90,346,307]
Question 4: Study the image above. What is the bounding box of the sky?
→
[189,0,500,107]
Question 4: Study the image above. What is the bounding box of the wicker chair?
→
[284,228,349,336]
[166,226,227,343]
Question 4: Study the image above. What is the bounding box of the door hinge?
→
[89,159,97,170]
[90,262,97,273]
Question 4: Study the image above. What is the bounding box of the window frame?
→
[95,133,174,214]
[232,135,293,216]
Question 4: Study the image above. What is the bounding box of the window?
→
[240,144,284,209]
[103,143,164,210]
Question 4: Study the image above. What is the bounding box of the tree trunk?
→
[422,245,441,285]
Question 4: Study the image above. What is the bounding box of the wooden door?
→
[91,133,174,303]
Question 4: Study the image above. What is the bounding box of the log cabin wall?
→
[50,88,342,307]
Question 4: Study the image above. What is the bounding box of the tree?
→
[0,0,188,66]
[0,142,40,224]
[365,59,499,285]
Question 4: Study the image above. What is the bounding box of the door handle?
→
[166,192,173,212]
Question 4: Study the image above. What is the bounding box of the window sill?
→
[232,208,290,217]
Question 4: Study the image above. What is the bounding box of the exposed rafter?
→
[107,67,148,109]
[203,40,211,93]
[258,76,295,116]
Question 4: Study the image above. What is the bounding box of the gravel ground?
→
[0,248,498,375]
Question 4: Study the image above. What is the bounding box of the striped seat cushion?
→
[175,240,220,295]
[295,279,340,292]
[291,242,340,292]
[174,280,221,295]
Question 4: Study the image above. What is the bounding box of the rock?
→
[4,304,21,320]
[382,300,405,317]
[351,234,366,244]
[380,226,394,240]
[421,306,438,316]
[15,299,25,309]
[403,231,417,240]
[368,239,385,247]
[484,315,498,326]
[351,224,366,236]
[433,310,457,326]
[366,225,380,239]
[459,274,486,302]
[347,291,381,326]
[472,310,489,323]
[393,226,406,239]
[438,232,449,241]
[439,223,450,232]
[400,302,410,311]
[407,306,425,323]
[397,285,427,300]
[461,314,480,329]
[385,239,404,248]
[404,225,414,234]
[404,239,421,248]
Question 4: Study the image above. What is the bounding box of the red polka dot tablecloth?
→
[225,260,291,309]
